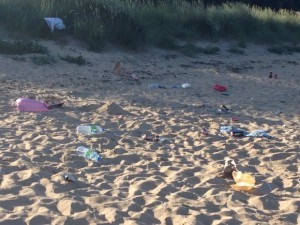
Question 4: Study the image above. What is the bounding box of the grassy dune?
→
[0,0,299,50]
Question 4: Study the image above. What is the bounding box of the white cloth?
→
[44,17,65,32]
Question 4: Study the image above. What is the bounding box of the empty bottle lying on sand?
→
[76,146,101,162]
[76,125,104,135]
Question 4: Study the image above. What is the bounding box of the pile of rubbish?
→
[223,157,256,191]
[220,126,272,139]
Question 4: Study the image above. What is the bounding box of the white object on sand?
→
[182,83,191,88]
[44,17,66,32]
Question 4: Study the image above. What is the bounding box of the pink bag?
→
[16,98,48,112]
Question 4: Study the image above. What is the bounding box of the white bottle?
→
[76,146,101,162]
[76,125,104,135]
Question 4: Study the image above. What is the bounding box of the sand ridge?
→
[0,39,299,225]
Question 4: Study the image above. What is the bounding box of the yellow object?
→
[230,171,255,191]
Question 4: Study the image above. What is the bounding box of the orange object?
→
[231,171,255,191]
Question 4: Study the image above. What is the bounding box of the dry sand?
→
[0,38,299,225]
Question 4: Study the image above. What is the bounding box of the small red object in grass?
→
[231,117,238,122]
[213,84,227,92]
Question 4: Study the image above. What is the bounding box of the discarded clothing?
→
[44,17,65,32]
[220,126,235,133]
[246,130,271,139]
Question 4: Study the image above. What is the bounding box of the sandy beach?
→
[0,39,299,225]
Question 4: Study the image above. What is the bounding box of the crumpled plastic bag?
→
[245,130,271,139]
[44,17,65,32]
[220,126,235,133]
[16,98,48,112]
[231,171,255,191]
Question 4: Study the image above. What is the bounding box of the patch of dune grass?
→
[0,0,299,51]
[267,45,300,54]
[60,55,86,65]
[0,40,47,55]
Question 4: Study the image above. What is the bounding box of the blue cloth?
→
[245,130,271,139]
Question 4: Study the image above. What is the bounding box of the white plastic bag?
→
[44,17,66,32]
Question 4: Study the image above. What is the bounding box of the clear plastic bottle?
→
[76,146,101,162]
[76,125,104,135]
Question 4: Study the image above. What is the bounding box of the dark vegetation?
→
[0,0,299,52]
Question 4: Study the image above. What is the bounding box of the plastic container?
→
[76,146,101,162]
[76,125,104,135]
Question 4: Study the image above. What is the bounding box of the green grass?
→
[0,40,47,55]
[31,55,55,65]
[267,45,300,54]
[0,0,299,50]
[227,47,245,55]
[11,56,26,61]
[179,44,220,57]
[60,55,86,65]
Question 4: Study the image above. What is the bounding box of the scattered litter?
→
[77,125,104,135]
[202,127,209,136]
[15,97,64,112]
[230,171,255,191]
[142,134,167,142]
[216,105,230,114]
[223,157,237,179]
[245,130,272,139]
[130,72,139,81]
[221,105,229,111]
[76,146,101,162]
[217,109,230,114]
[220,126,235,133]
[221,92,229,96]
[269,72,278,79]
[63,173,76,182]
[220,126,246,137]
[148,83,166,89]
[182,83,191,88]
[213,84,227,92]
[44,18,65,32]
[230,130,246,137]
[44,97,64,109]
[274,110,282,116]
[172,83,182,89]
[231,117,238,122]
[148,83,192,89]
[269,72,273,78]
[16,98,48,112]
